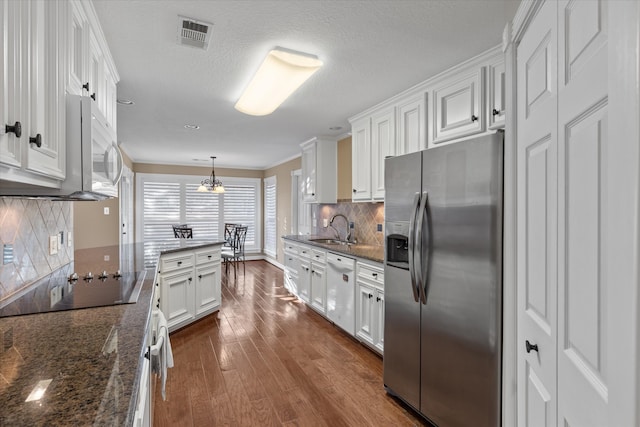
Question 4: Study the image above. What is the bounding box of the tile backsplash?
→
[0,198,73,301]
[311,201,384,246]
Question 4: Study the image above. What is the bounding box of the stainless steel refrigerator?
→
[383,132,503,427]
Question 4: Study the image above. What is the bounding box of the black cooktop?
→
[0,269,146,318]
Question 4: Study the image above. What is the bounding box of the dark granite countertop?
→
[282,235,384,263]
[0,240,227,426]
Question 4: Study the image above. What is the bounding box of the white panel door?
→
[516,1,558,426]
[557,0,608,425]
[356,282,374,346]
[161,269,194,329]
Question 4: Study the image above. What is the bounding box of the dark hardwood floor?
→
[153,260,428,426]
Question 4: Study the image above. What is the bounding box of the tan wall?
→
[133,163,263,179]
[264,157,302,264]
[337,135,352,201]
[73,198,121,249]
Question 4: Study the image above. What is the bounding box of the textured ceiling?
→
[92,0,519,169]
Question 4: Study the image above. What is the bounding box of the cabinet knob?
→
[208,255,212,259]
[156,303,160,308]
[188,277,192,282]
[372,273,378,278]
[376,296,381,302]
[29,134,42,148]
[353,189,357,193]
[492,108,501,116]
[368,293,373,299]
[5,121,22,138]
[471,115,478,122]
[525,340,538,353]
[82,82,90,92]
[198,274,202,279]
[90,93,96,101]
[177,261,182,266]
[311,192,315,196]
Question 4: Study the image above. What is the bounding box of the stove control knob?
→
[99,271,108,280]
[84,272,93,281]
[68,272,78,282]
[113,270,122,279]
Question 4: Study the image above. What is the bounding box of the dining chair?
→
[221,225,247,279]
[223,223,238,249]
[172,224,192,239]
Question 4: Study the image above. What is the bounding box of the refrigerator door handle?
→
[408,192,421,302]
[416,191,430,305]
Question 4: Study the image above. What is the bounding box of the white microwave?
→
[1,95,123,200]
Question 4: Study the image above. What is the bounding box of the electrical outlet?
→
[377,223,383,232]
[67,232,72,247]
[49,235,58,255]
[103,207,110,215]
[322,218,328,227]
[104,255,110,261]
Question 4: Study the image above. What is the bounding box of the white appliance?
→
[326,251,356,335]
[2,95,123,200]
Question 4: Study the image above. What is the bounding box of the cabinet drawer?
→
[310,249,326,264]
[196,247,220,265]
[357,262,384,288]
[298,245,313,259]
[283,241,300,255]
[159,252,194,273]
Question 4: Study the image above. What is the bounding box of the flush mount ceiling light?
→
[234,47,323,116]
[116,98,135,105]
[184,124,200,130]
[197,156,225,193]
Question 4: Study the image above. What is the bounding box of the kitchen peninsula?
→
[0,241,223,426]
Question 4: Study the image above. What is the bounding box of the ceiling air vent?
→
[177,15,213,50]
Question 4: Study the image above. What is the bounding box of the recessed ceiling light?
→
[184,124,200,130]
[116,99,135,105]
[329,126,343,131]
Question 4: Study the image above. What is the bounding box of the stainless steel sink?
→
[309,238,353,246]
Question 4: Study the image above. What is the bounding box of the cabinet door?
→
[488,59,505,129]
[397,93,426,155]
[351,118,371,201]
[356,282,375,346]
[371,108,395,200]
[195,263,220,316]
[160,269,194,330]
[301,142,316,202]
[431,68,485,145]
[0,0,23,169]
[310,263,326,314]
[25,0,65,180]
[87,28,102,108]
[375,290,384,353]
[104,67,117,131]
[66,0,88,96]
[298,260,311,303]
[284,252,299,294]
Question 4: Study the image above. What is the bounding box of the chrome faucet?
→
[329,213,352,242]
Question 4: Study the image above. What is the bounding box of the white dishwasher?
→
[326,251,356,335]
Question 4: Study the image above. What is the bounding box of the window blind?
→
[136,174,261,268]
[264,176,277,257]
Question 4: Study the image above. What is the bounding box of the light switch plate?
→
[49,235,58,255]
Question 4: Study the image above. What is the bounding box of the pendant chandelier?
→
[197,156,225,193]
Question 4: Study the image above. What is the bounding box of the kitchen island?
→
[0,241,223,426]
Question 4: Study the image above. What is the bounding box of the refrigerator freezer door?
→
[419,133,503,427]
[383,151,422,411]
[383,264,421,411]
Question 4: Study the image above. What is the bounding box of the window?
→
[136,173,261,267]
[264,176,277,257]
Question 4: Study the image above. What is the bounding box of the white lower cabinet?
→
[157,245,221,332]
[282,238,384,355]
[355,261,384,354]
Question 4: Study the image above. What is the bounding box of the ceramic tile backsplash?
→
[0,198,73,301]
[311,201,384,246]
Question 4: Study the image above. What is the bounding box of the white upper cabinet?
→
[300,137,337,204]
[351,117,371,201]
[1,0,66,187]
[430,67,485,145]
[351,106,396,202]
[1,0,118,188]
[396,92,427,156]
[66,0,88,96]
[371,107,395,200]
[488,56,505,129]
